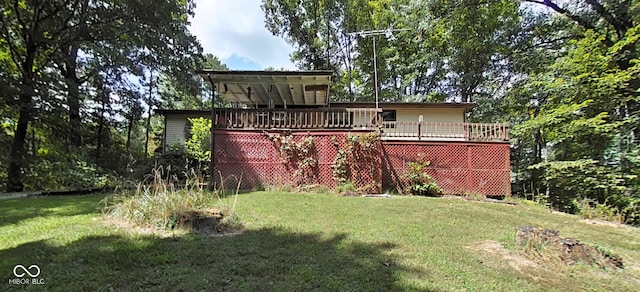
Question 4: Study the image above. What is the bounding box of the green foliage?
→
[332,145,349,185]
[607,194,640,226]
[185,117,212,163]
[0,0,203,191]
[262,0,522,101]
[499,2,640,224]
[530,160,630,211]
[267,133,318,186]
[574,199,624,223]
[159,53,228,109]
[131,143,190,182]
[132,118,212,183]
[24,157,109,191]
[331,132,382,194]
[402,154,443,196]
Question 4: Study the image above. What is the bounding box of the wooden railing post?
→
[418,115,423,140]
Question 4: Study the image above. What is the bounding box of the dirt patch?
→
[102,208,244,237]
[470,240,540,272]
[174,208,245,236]
[102,217,181,238]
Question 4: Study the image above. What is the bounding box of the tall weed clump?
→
[103,168,241,232]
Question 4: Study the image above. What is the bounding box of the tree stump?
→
[515,225,623,269]
[176,208,224,232]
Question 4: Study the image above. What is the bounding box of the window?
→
[382,110,396,121]
[382,110,396,129]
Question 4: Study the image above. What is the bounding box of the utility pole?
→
[348,28,411,108]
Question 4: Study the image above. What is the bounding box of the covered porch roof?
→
[197,70,333,107]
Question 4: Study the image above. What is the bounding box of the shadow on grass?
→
[0,195,104,228]
[0,228,427,291]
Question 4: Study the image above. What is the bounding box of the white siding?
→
[164,115,189,148]
[382,107,467,140]
[163,113,210,149]
[394,108,465,123]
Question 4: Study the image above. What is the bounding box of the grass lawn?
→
[1,192,639,291]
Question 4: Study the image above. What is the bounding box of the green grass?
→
[1,193,639,291]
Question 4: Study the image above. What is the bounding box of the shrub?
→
[24,155,110,191]
[185,117,212,168]
[573,199,624,224]
[403,154,442,196]
[532,159,639,225]
[602,195,640,226]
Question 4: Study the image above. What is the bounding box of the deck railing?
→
[213,108,381,129]
[211,108,509,141]
[381,122,509,142]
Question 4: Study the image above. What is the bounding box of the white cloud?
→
[190,0,296,70]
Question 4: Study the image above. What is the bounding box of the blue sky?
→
[190,0,296,70]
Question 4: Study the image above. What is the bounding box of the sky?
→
[190,0,296,70]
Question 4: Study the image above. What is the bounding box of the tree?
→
[1,1,83,191]
[502,1,639,220]
[0,0,201,191]
[158,53,229,110]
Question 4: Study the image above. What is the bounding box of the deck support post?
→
[207,74,216,184]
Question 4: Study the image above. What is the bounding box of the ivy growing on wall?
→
[266,132,318,186]
[331,131,382,194]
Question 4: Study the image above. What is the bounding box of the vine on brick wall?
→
[332,131,382,194]
[266,132,318,186]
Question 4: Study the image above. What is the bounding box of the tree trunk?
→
[144,108,151,157]
[64,44,82,147]
[126,117,133,152]
[31,128,36,157]
[144,71,154,157]
[531,128,544,195]
[96,90,106,162]
[6,94,32,192]
[7,46,36,192]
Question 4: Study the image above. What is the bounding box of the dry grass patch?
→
[471,240,540,273]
